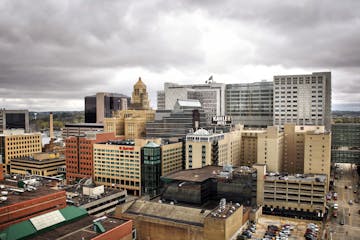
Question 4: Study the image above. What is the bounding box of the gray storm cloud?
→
[0,0,359,111]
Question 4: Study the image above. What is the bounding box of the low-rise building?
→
[0,206,134,240]
[161,165,258,207]
[116,199,244,240]
[0,130,42,173]
[10,152,65,177]
[65,184,127,216]
[262,173,327,220]
[0,178,66,230]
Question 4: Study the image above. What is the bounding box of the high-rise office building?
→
[225,81,273,127]
[273,72,331,130]
[0,109,29,133]
[146,99,209,139]
[162,82,226,120]
[331,123,360,163]
[156,90,165,110]
[85,92,130,123]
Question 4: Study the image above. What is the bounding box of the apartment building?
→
[0,130,42,173]
[185,127,242,169]
[225,81,273,127]
[65,132,118,184]
[273,72,331,130]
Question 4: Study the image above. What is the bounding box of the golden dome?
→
[134,77,146,89]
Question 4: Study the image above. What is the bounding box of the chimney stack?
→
[49,112,54,139]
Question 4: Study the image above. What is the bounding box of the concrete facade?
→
[10,152,65,177]
[257,126,283,172]
[185,127,242,169]
[273,72,331,130]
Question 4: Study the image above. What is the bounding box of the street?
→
[327,163,360,239]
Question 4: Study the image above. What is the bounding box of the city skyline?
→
[1,1,360,112]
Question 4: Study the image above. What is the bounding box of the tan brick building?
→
[0,130,42,173]
[257,126,283,172]
[185,127,242,169]
[10,152,65,176]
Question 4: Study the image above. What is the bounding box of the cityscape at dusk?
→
[0,1,360,240]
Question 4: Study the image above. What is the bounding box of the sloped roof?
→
[0,206,88,240]
[125,200,210,226]
[0,220,37,240]
[144,141,160,148]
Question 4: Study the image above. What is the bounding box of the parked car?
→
[349,200,353,205]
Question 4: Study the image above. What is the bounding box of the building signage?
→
[212,116,232,125]
[119,146,134,151]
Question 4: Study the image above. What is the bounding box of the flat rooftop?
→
[64,185,126,206]
[265,173,327,183]
[31,216,127,240]
[163,166,223,182]
[162,165,256,183]
[64,123,104,127]
[0,180,63,208]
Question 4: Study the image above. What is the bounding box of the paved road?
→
[327,163,360,240]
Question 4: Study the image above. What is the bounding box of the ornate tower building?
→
[131,77,150,110]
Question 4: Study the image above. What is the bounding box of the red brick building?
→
[65,132,120,184]
[0,184,66,230]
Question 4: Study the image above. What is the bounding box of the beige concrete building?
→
[262,173,327,216]
[257,126,284,172]
[104,78,155,139]
[282,123,326,174]
[10,152,65,176]
[304,131,331,182]
[93,139,150,195]
[104,109,155,139]
[239,129,265,166]
[185,127,242,169]
[94,139,183,196]
[131,77,151,110]
[116,199,244,240]
[161,142,183,176]
[0,130,42,173]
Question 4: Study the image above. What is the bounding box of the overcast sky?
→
[0,0,359,111]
